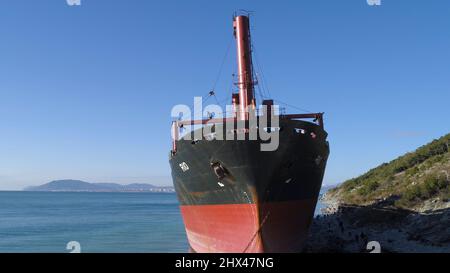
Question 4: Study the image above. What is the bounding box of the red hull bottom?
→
[180,199,317,253]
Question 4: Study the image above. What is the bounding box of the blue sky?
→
[0,0,449,190]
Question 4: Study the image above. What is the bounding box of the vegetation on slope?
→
[328,133,450,209]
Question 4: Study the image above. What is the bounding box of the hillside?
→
[327,133,450,211]
[24,180,175,193]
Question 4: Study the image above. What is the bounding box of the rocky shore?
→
[303,193,450,253]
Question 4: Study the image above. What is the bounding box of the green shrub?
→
[336,133,450,205]
[405,166,419,177]
[400,174,448,204]
[357,180,380,196]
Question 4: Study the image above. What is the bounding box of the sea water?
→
[0,192,188,253]
[0,191,326,253]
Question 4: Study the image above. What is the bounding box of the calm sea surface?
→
[0,191,326,253]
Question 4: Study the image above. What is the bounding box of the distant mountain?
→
[24,180,175,193]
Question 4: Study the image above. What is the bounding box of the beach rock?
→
[304,201,450,253]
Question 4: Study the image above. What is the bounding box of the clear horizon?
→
[1,1,450,190]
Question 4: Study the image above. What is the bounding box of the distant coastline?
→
[23,179,175,193]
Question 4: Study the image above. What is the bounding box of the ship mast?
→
[233,14,255,121]
[170,15,326,155]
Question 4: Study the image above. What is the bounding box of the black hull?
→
[169,118,329,252]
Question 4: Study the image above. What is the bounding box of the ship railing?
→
[170,113,324,154]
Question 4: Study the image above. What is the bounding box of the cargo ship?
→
[169,14,329,253]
